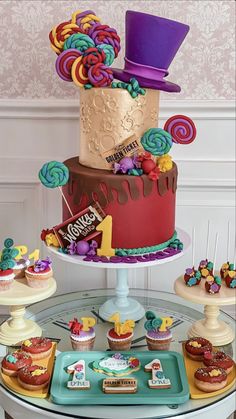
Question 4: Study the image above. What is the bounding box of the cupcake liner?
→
[146,336,172,351]
[71,336,95,351]
[107,336,132,351]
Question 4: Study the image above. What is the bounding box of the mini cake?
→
[198,259,213,279]
[203,351,234,375]
[224,267,236,289]
[13,257,30,279]
[184,267,201,286]
[185,337,212,361]
[69,317,96,351]
[93,353,140,376]
[144,311,173,351]
[107,313,135,350]
[17,365,50,391]
[1,351,32,377]
[25,257,53,288]
[205,275,221,294]
[194,366,227,392]
[0,269,15,291]
[21,337,52,360]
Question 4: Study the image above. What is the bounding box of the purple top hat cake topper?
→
[112,11,190,92]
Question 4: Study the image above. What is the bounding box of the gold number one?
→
[96,215,115,257]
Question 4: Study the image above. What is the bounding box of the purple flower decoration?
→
[67,241,77,255]
[186,267,194,275]
[34,257,52,272]
[199,259,207,268]
[87,240,98,256]
[211,283,219,293]
[112,353,123,360]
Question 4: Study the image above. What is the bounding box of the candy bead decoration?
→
[55,49,81,81]
[141,128,173,156]
[164,115,196,144]
[88,63,113,87]
[71,10,100,32]
[64,33,95,53]
[39,161,69,188]
[71,56,89,86]
[88,23,121,57]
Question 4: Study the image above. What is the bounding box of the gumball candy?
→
[76,241,90,255]
[39,161,69,188]
[55,49,81,82]
[141,159,156,174]
[164,115,196,145]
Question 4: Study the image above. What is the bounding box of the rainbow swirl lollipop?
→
[164,115,196,145]
[39,161,69,188]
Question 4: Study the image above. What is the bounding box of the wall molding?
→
[0,99,235,120]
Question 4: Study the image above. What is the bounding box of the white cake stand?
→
[48,228,190,322]
[174,275,236,346]
[0,277,57,345]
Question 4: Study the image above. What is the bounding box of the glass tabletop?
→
[0,289,235,419]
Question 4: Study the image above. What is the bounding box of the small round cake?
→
[198,259,213,279]
[0,269,15,291]
[184,267,201,286]
[21,337,52,360]
[185,337,212,361]
[144,311,173,351]
[13,258,30,279]
[205,275,221,294]
[1,351,32,377]
[17,365,50,391]
[69,318,95,351]
[224,268,236,289]
[194,366,227,392]
[203,351,234,375]
[107,328,133,351]
[25,257,53,288]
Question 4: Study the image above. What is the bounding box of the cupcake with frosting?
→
[25,257,53,288]
[13,257,30,279]
[107,313,135,351]
[0,238,19,291]
[145,311,173,351]
[69,317,96,351]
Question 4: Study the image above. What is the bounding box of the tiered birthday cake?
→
[40,9,196,259]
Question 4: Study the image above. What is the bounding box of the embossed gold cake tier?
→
[79,88,159,170]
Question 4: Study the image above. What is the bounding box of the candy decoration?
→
[88,23,121,57]
[71,56,89,86]
[64,33,95,53]
[113,157,135,174]
[82,47,106,69]
[0,239,19,271]
[96,215,115,257]
[49,21,83,54]
[88,63,113,87]
[81,317,96,331]
[4,238,14,249]
[141,128,172,156]
[157,154,173,172]
[164,115,196,145]
[55,49,81,82]
[112,78,146,98]
[76,241,90,255]
[127,168,143,176]
[97,44,115,66]
[71,9,100,31]
[39,161,73,217]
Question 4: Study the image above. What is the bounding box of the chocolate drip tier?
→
[63,157,177,250]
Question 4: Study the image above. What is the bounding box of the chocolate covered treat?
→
[205,275,222,294]
[224,265,236,288]
[184,267,201,286]
[198,259,213,279]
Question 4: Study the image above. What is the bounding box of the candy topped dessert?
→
[184,267,201,287]
[25,257,53,288]
[198,259,213,279]
[39,8,197,261]
[0,239,19,291]
[107,313,135,350]
[17,365,50,391]
[69,317,96,351]
[194,366,227,392]
[205,275,222,294]
[21,337,52,360]
[185,337,212,361]
[144,311,173,351]
[203,351,234,375]
[1,350,32,377]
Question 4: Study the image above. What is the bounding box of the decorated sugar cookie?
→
[93,353,140,377]
[145,359,171,389]
[67,360,90,390]
[103,377,137,393]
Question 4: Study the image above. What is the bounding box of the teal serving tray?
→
[50,351,189,405]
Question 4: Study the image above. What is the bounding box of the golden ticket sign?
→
[102,134,142,168]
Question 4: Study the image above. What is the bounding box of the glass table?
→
[0,288,235,419]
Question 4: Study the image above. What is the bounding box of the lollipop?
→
[39,161,73,217]
[71,56,89,86]
[164,115,196,145]
[56,49,81,82]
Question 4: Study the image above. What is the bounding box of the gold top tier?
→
[79,87,160,170]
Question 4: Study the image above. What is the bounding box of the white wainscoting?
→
[0,99,235,314]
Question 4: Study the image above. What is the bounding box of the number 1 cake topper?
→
[38,161,73,217]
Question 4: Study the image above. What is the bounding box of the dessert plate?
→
[182,345,236,399]
[1,342,56,398]
[50,350,189,405]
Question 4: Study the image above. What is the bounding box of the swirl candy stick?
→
[39,161,73,217]
[49,21,83,54]
[71,56,89,87]
[56,49,81,81]
[164,115,196,144]
[71,10,100,31]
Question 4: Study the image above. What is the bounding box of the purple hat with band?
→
[112,11,190,92]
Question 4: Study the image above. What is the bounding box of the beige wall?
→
[0,0,235,100]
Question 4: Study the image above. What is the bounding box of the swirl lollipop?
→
[56,49,81,81]
[164,115,196,144]
[141,128,172,156]
[39,161,73,217]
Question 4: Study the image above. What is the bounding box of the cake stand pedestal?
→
[0,277,57,345]
[48,228,190,322]
[174,276,236,346]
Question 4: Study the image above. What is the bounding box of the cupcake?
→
[69,317,96,351]
[205,275,221,294]
[198,259,213,279]
[0,269,15,291]
[107,313,135,351]
[184,267,201,286]
[145,311,173,351]
[13,257,30,279]
[25,257,53,288]
[224,265,236,288]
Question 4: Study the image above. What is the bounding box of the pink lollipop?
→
[56,49,81,81]
[164,115,196,144]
